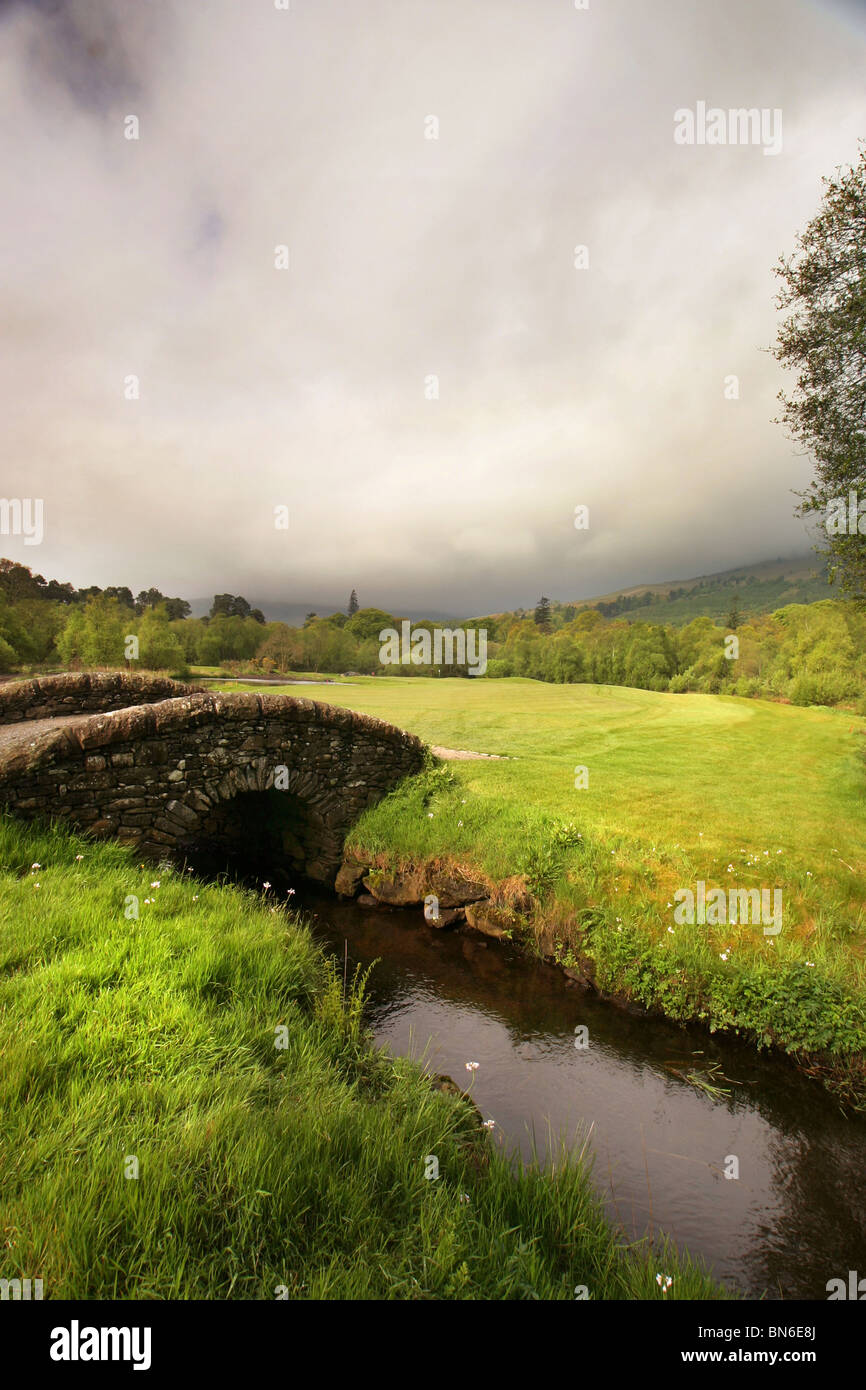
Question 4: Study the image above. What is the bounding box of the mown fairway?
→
[226,676,866,919]
[221,676,866,1076]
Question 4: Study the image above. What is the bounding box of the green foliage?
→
[0,634,18,671]
[482,598,866,708]
[56,595,128,668]
[522,822,585,900]
[135,606,185,671]
[533,596,552,632]
[0,554,856,709]
[788,670,858,707]
[209,593,263,623]
[0,549,862,713]
[136,588,189,620]
[345,607,398,642]
[0,816,725,1301]
[587,916,866,1061]
[313,957,376,1043]
[255,672,866,1097]
[195,615,263,664]
[772,144,866,598]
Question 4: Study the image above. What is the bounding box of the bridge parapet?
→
[0,671,198,723]
[0,675,427,884]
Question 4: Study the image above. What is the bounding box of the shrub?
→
[0,634,19,672]
[789,670,858,706]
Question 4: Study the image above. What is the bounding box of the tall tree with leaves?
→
[348,589,359,616]
[533,596,552,632]
[773,145,866,596]
[210,593,257,620]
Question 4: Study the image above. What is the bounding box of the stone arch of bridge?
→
[176,758,347,883]
[0,676,428,888]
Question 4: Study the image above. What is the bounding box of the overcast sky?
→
[2,0,865,618]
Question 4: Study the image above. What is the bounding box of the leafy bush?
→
[522,821,584,898]
[788,670,859,707]
[0,634,18,672]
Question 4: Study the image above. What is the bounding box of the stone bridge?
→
[0,673,427,883]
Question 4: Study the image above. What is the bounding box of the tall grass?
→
[0,816,724,1299]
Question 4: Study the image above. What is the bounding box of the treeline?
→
[0,558,193,617]
[0,560,265,672]
[1,560,864,711]
[482,603,866,708]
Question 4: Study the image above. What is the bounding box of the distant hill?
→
[479,555,837,630]
[184,556,836,629]
[571,555,834,625]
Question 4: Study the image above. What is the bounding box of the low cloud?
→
[1,0,864,615]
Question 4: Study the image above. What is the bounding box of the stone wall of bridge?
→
[0,671,197,723]
[0,675,427,884]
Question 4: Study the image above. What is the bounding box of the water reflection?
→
[299,887,866,1300]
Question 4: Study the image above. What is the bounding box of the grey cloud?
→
[0,0,864,615]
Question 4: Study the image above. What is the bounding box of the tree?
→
[210,594,234,619]
[103,586,135,609]
[0,634,17,672]
[57,596,127,668]
[348,589,359,616]
[302,622,356,673]
[545,631,585,683]
[44,578,77,604]
[55,609,86,667]
[163,597,192,621]
[135,588,166,613]
[0,593,28,666]
[345,607,397,642]
[135,607,185,670]
[773,145,866,596]
[209,594,257,621]
[171,616,205,661]
[533,596,552,632]
[256,623,303,673]
[726,595,741,630]
[135,588,189,619]
[0,561,48,601]
[196,615,262,664]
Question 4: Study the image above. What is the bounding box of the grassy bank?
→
[0,816,722,1300]
[220,676,866,1103]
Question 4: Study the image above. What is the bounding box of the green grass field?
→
[219,676,866,1092]
[0,816,723,1300]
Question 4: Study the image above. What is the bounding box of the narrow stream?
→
[294,884,866,1301]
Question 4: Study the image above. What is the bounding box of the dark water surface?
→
[294,885,866,1301]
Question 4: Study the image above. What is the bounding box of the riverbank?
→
[0,815,724,1300]
[298,881,866,1299]
[335,832,866,1109]
[220,676,866,1109]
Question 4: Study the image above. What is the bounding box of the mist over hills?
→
[474,554,834,629]
[186,598,465,626]
[187,554,831,628]
[2,553,832,631]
